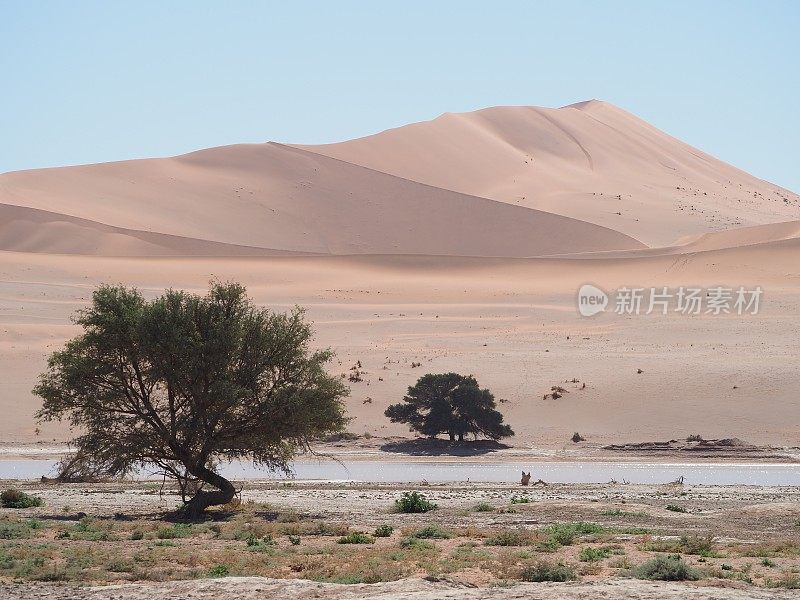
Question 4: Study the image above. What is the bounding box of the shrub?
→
[156,523,193,539]
[571,432,585,443]
[545,522,605,547]
[400,537,435,550]
[686,434,704,442]
[629,555,699,581]
[208,564,230,578]
[510,495,530,504]
[474,502,493,512]
[680,533,715,555]
[337,532,374,544]
[484,529,531,546]
[665,504,687,513]
[579,546,612,562]
[1,489,43,509]
[374,524,394,537]
[0,522,31,539]
[288,534,301,545]
[394,491,436,513]
[412,525,451,539]
[520,561,577,582]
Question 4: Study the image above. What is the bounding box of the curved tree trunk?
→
[183,464,236,519]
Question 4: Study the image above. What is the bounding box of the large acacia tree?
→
[385,373,513,442]
[34,281,348,517]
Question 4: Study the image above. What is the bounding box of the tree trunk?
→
[448,432,455,442]
[458,433,464,442]
[183,464,236,519]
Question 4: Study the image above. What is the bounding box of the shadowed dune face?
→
[298,101,800,246]
[0,143,643,257]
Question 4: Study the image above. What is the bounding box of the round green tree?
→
[385,373,513,441]
[34,281,348,517]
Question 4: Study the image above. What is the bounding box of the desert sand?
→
[1,101,799,449]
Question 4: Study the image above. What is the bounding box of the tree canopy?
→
[384,373,513,441]
[34,281,348,517]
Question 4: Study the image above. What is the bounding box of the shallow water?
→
[1,458,798,485]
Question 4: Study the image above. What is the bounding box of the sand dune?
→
[1,101,800,446]
[0,143,642,257]
[298,101,800,246]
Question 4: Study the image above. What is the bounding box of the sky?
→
[2,1,799,191]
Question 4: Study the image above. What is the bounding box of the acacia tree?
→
[385,373,513,441]
[34,281,348,517]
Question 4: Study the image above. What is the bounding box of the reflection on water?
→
[1,459,798,485]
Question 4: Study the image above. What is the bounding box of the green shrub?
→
[1,489,43,509]
[0,522,31,539]
[208,564,229,578]
[412,525,451,539]
[629,555,699,581]
[510,495,530,504]
[337,531,374,544]
[288,534,301,545]
[399,537,435,550]
[484,529,531,546]
[545,522,605,547]
[665,504,687,513]
[157,523,193,539]
[374,524,394,537]
[579,546,612,562]
[394,491,436,513]
[474,502,494,512]
[520,561,577,582]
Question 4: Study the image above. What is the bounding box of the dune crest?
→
[298,101,800,246]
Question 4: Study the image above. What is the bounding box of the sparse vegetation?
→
[519,560,577,582]
[337,531,374,544]
[394,491,437,513]
[666,504,687,513]
[571,432,585,443]
[1,489,43,509]
[629,555,699,581]
[374,524,394,537]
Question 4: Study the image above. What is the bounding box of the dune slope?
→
[0,143,643,257]
[298,101,800,246]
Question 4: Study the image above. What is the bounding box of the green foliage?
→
[509,495,530,504]
[1,489,43,509]
[629,555,699,581]
[579,546,613,562]
[484,530,531,546]
[384,373,513,441]
[400,537,435,550]
[0,522,32,539]
[374,524,394,537]
[474,502,494,512]
[288,534,301,545]
[156,523,193,539]
[666,504,687,513]
[394,491,437,513]
[33,281,349,515]
[208,564,230,578]
[412,525,451,539]
[519,561,577,582]
[544,522,605,547]
[337,531,375,544]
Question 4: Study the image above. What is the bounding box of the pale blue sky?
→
[2,1,798,191]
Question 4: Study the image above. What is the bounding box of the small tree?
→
[385,373,513,441]
[34,281,348,517]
